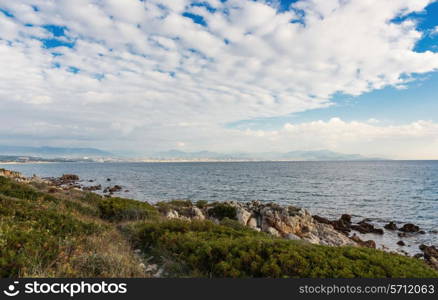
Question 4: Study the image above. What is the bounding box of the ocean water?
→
[3,160,438,253]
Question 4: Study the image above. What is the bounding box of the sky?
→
[0,0,438,159]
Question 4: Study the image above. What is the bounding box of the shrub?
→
[98,197,158,222]
[127,219,438,278]
[207,203,237,220]
[195,200,208,209]
[0,195,102,277]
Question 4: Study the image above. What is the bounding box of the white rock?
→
[236,207,251,225]
[165,209,179,219]
[247,217,258,229]
[191,206,205,220]
[286,233,301,241]
[265,226,281,237]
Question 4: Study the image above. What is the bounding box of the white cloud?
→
[233,118,438,159]
[0,0,437,157]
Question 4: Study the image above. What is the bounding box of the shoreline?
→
[1,167,432,257]
[1,167,437,277]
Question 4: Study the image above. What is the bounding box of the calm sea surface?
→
[3,161,438,253]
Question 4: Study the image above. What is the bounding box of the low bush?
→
[207,203,237,220]
[127,219,438,278]
[98,197,158,222]
[195,200,208,209]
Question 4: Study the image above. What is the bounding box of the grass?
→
[0,176,146,277]
[1,174,437,278]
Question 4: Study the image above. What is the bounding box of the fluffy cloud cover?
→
[0,0,438,158]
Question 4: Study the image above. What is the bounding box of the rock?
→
[340,214,352,223]
[313,214,351,235]
[419,245,438,270]
[384,222,398,230]
[312,215,331,225]
[104,185,123,193]
[414,253,424,259]
[247,217,258,230]
[398,232,408,238]
[145,264,158,273]
[60,174,79,181]
[400,223,420,233]
[350,234,376,248]
[106,178,111,181]
[191,206,205,220]
[153,267,164,278]
[265,226,281,237]
[397,240,406,246]
[419,230,426,234]
[82,184,102,191]
[351,221,383,235]
[165,209,179,219]
[236,207,251,226]
[420,244,438,260]
[373,228,384,234]
[285,233,301,241]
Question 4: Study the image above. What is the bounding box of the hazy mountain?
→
[0,145,111,158]
[151,149,382,161]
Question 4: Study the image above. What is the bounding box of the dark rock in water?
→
[398,232,408,238]
[60,174,79,181]
[88,179,94,182]
[351,221,383,235]
[83,184,102,191]
[340,214,352,224]
[106,178,111,182]
[400,223,420,233]
[414,253,424,259]
[384,222,398,230]
[104,185,123,194]
[351,234,376,248]
[373,228,384,234]
[124,190,129,192]
[419,230,426,234]
[397,240,406,246]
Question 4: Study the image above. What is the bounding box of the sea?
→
[2,160,437,255]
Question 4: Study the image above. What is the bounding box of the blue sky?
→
[1,0,438,159]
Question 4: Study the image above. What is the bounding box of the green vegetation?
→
[98,197,158,222]
[1,173,437,278]
[207,203,237,220]
[126,219,438,278]
[0,176,146,277]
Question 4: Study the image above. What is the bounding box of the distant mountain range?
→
[150,150,383,161]
[0,145,382,161]
[0,145,111,158]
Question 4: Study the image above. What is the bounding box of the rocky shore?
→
[1,168,437,271]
